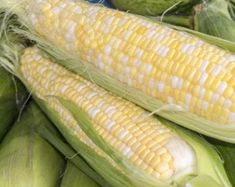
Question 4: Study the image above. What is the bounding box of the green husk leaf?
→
[0,102,65,187]
[147,15,193,28]
[207,138,235,187]
[184,175,222,187]
[61,162,99,187]
[110,0,200,16]
[37,122,111,187]
[193,0,235,42]
[0,43,27,140]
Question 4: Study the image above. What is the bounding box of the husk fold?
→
[37,120,112,187]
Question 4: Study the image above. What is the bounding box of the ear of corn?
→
[3,0,235,142]
[0,102,65,187]
[0,43,231,187]
[61,162,99,187]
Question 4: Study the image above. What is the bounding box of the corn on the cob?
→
[21,47,196,184]
[0,102,65,187]
[61,162,99,187]
[1,45,230,186]
[2,0,235,142]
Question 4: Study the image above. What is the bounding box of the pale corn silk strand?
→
[25,0,235,125]
[20,47,196,182]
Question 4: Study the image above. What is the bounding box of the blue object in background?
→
[88,0,113,8]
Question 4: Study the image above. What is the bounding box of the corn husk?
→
[61,162,99,187]
[207,138,235,187]
[110,0,200,16]
[37,122,112,187]
[194,0,235,42]
[0,30,27,139]
[0,66,26,139]
[0,102,65,187]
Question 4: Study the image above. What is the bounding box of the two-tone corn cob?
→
[0,44,230,186]
[21,47,196,184]
[2,0,235,142]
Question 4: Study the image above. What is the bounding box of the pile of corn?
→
[0,0,235,186]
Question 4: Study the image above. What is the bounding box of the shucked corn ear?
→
[0,102,65,187]
[61,162,99,187]
[2,0,235,142]
[0,44,231,187]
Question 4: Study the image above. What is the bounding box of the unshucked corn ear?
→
[2,0,235,142]
[0,45,231,187]
[194,0,235,42]
[0,102,65,187]
[61,162,99,187]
